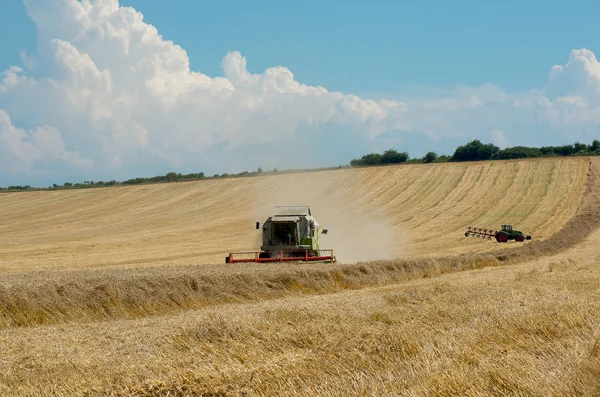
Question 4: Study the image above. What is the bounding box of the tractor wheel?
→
[496,232,509,243]
[515,234,524,242]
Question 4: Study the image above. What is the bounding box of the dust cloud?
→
[252,170,406,263]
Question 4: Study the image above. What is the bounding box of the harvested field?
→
[0,157,589,273]
[1,219,600,396]
[1,157,599,396]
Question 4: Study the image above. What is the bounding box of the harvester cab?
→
[226,206,335,263]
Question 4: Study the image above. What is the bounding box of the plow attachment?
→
[226,249,336,264]
[465,225,532,243]
[464,227,498,240]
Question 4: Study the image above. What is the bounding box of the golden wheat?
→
[0,229,599,396]
[0,157,589,273]
[0,158,597,330]
[0,157,598,396]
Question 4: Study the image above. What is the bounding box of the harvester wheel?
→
[495,232,509,243]
[515,234,524,242]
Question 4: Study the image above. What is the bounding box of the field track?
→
[1,157,600,396]
[0,157,590,273]
[0,158,600,397]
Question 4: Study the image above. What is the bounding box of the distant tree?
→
[591,140,600,152]
[540,146,557,156]
[494,146,542,160]
[350,149,409,167]
[381,149,409,164]
[574,142,588,153]
[423,152,438,163]
[361,153,382,165]
[63,182,73,188]
[257,167,263,174]
[553,144,575,156]
[451,140,499,162]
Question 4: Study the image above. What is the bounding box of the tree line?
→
[0,168,268,192]
[349,139,600,166]
[2,139,599,192]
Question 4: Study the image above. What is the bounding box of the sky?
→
[1,0,600,187]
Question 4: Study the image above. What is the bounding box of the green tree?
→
[423,152,438,163]
[451,140,499,162]
[553,144,575,156]
[381,149,409,164]
[494,146,542,160]
[574,142,588,153]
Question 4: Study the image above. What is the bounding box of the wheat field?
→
[1,156,599,396]
[0,157,589,273]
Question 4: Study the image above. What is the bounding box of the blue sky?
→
[1,0,600,186]
[4,0,599,92]
[110,0,600,92]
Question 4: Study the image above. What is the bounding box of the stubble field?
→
[0,157,589,272]
[1,156,599,396]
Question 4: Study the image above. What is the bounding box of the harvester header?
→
[226,206,336,264]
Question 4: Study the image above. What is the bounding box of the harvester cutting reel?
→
[465,224,532,243]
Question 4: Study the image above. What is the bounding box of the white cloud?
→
[0,1,600,185]
[545,49,600,101]
[490,129,508,149]
[1,0,410,185]
[0,109,92,174]
[19,51,37,70]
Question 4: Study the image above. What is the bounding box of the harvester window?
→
[272,222,297,246]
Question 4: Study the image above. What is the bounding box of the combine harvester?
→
[465,224,532,243]
[226,206,336,264]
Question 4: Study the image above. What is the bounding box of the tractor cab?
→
[501,224,513,233]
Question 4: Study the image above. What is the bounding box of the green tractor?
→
[494,224,532,243]
[465,224,532,243]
